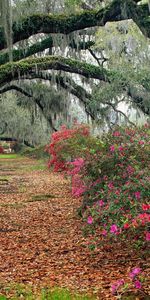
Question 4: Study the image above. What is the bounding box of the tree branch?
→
[0,36,95,66]
[0,0,149,51]
[20,73,95,119]
[0,55,110,86]
[0,56,149,116]
[0,84,33,97]
[105,101,136,126]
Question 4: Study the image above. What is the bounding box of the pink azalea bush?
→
[47,124,150,245]
[111,267,143,296]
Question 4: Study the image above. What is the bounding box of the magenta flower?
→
[110,224,118,234]
[118,146,124,152]
[108,182,114,189]
[142,204,150,211]
[135,191,141,200]
[129,267,141,279]
[123,223,130,229]
[134,280,142,289]
[111,279,124,295]
[139,140,144,145]
[111,284,117,295]
[99,200,104,207]
[110,145,115,152]
[101,229,107,236]
[145,232,150,241]
[113,131,121,137]
[87,216,93,224]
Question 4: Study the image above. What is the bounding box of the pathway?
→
[0,156,149,299]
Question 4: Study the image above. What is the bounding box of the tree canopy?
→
[0,0,150,142]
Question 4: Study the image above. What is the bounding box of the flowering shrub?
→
[46,124,90,172]
[82,125,150,245]
[0,145,4,153]
[111,267,145,296]
[46,124,103,196]
[47,124,150,245]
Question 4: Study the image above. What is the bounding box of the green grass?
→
[0,286,94,300]
[0,154,19,159]
[26,194,57,202]
[26,163,47,171]
[20,145,49,160]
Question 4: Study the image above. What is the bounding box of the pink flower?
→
[134,280,142,289]
[111,284,117,295]
[101,229,107,236]
[118,146,124,152]
[113,131,121,137]
[124,223,130,229]
[99,200,104,207]
[108,182,114,189]
[127,165,134,175]
[142,204,150,211]
[87,216,93,224]
[129,267,141,279]
[135,191,141,200]
[145,232,150,241]
[138,140,144,145]
[110,145,115,152]
[111,279,124,295]
[110,224,118,234]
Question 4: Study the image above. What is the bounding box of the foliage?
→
[46,123,91,172]
[47,123,150,246]
[21,145,49,160]
[0,92,50,146]
[0,0,150,139]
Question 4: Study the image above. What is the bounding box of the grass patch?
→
[20,145,49,160]
[0,154,19,159]
[22,160,47,172]
[27,194,56,202]
[0,202,25,208]
[0,176,9,182]
[27,163,46,171]
[0,285,94,300]
[18,185,27,193]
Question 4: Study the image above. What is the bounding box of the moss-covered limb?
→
[0,36,53,66]
[0,9,99,50]
[0,0,149,51]
[0,55,113,86]
[0,37,95,66]
[0,71,95,119]
[0,84,33,97]
[22,73,95,119]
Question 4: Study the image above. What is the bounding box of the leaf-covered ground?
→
[0,156,149,299]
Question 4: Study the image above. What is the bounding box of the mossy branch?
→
[0,36,53,65]
[0,71,94,119]
[0,55,149,116]
[0,84,33,97]
[0,55,112,86]
[0,0,149,51]
[0,37,95,66]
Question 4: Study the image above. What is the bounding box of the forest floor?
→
[0,156,150,300]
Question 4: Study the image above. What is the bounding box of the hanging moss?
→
[0,55,113,86]
[0,0,13,60]
[0,0,149,51]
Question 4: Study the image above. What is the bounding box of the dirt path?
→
[0,157,150,299]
